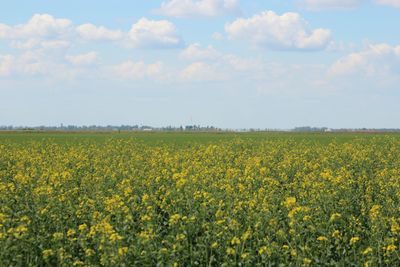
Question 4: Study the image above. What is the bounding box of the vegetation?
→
[0,132,399,266]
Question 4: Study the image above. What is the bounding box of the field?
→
[1,132,399,266]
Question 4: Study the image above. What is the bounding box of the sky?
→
[1,0,400,129]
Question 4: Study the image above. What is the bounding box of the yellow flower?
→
[231,236,241,246]
[385,244,397,253]
[258,246,268,255]
[241,253,249,259]
[242,230,252,241]
[73,260,84,266]
[85,248,95,257]
[350,236,360,245]
[211,242,219,249]
[332,230,341,239]
[169,214,181,225]
[226,247,235,255]
[78,224,87,232]
[141,215,151,222]
[53,232,63,241]
[363,247,373,255]
[303,258,312,266]
[390,219,399,234]
[329,213,342,222]
[8,225,28,238]
[369,205,381,219]
[67,229,76,238]
[176,233,186,241]
[110,233,123,242]
[284,197,297,208]
[118,247,129,256]
[42,249,54,260]
[317,236,328,241]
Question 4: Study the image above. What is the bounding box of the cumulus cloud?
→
[0,14,72,39]
[375,0,400,7]
[329,43,400,77]
[111,60,164,79]
[225,11,331,50]
[128,18,183,49]
[180,43,219,60]
[0,14,183,50]
[0,14,72,50]
[157,0,240,18]
[65,52,98,66]
[76,24,123,41]
[297,0,362,10]
[0,51,63,77]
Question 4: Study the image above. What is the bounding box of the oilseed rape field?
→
[0,132,399,266]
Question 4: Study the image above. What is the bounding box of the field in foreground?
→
[0,132,399,266]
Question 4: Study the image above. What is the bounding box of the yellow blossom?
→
[118,247,129,256]
[226,247,235,255]
[231,236,241,246]
[363,247,373,255]
[284,197,297,208]
[303,258,312,266]
[42,249,54,260]
[350,237,360,245]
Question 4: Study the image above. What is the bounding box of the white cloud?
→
[225,11,331,50]
[0,55,14,76]
[180,43,219,60]
[180,62,223,81]
[329,43,400,77]
[375,0,400,7]
[111,60,164,79]
[298,0,362,10]
[0,14,72,39]
[0,14,72,50]
[128,18,183,48]
[76,24,123,41]
[222,54,263,72]
[0,14,182,50]
[0,49,98,79]
[158,0,240,18]
[179,43,267,81]
[65,52,98,66]
[0,51,63,77]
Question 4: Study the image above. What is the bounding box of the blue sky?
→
[1,0,400,129]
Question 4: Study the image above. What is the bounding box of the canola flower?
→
[0,134,399,266]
